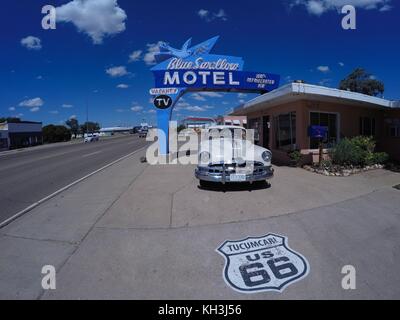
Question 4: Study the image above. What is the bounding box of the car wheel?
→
[199,180,209,188]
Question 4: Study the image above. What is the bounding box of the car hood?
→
[199,139,271,166]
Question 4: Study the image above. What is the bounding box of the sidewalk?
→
[0,149,399,299]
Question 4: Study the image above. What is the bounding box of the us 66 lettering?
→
[240,250,298,287]
[202,305,241,317]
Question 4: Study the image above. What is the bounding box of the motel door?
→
[263,116,270,149]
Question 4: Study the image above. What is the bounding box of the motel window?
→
[389,126,400,138]
[248,118,261,145]
[275,112,296,151]
[360,117,376,136]
[310,112,338,149]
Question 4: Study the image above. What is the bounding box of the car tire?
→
[199,180,211,188]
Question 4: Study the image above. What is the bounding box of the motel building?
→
[182,117,216,130]
[215,115,248,128]
[232,82,400,164]
[0,120,43,151]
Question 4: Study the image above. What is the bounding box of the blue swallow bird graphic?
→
[154,36,220,63]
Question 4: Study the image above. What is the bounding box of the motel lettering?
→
[163,70,240,86]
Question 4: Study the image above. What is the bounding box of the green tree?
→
[0,117,21,123]
[66,118,79,136]
[43,125,71,143]
[177,124,186,132]
[339,68,384,97]
[80,122,100,134]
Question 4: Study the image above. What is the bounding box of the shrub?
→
[288,150,302,162]
[372,152,389,164]
[350,136,376,153]
[331,136,389,166]
[331,138,364,166]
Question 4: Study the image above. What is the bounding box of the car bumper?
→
[195,164,274,183]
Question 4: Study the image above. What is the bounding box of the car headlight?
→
[199,151,211,163]
[262,151,272,162]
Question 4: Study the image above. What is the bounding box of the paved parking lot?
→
[0,149,399,299]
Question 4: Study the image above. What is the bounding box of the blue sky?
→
[0,0,399,127]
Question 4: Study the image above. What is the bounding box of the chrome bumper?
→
[195,164,274,183]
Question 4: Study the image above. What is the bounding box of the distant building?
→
[0,121,42,151]
[182,117,216,130]
[99,126,134,136]
[216,115,247,128]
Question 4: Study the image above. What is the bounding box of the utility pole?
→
[86,99,89,135]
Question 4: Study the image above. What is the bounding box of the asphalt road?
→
[0,135,148,224]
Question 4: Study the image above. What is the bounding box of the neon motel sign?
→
[150,36,280,154]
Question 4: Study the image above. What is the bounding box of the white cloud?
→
[115,108,126,113]
[69,115,77,119]
[317,65,330,73]
[62,104,74,108]
[198,9,209,18]
[319,78,332,86]
[37,75,43,80]
[290,0,393,15]
[30,107,40,112]
[131,106,143,112]
[199,92,224,98]
[49,110,59,114]
[117,84,129,89]
[143,41,163,65]
[21,36,42,50]
[338,62,345,67]
[214,9,228,21]
[19,97,44,107]
[198,8,228,22]
[106,66,129,77]
[306,0,326,15]
[129,50,142,62]
[56,0,127,44]
[9,107,16,111]
[186,106,206,112]
[379,4,392,11]
[147,109,156,114]
[191,93,206,101]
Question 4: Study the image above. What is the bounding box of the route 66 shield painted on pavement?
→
[217,233,309,293]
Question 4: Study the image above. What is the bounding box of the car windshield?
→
[208,128,246,140]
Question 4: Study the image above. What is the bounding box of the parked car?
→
[195,125,274,186]
[138,126,149,138]
[84,133,99,143]
[133,126,142,134]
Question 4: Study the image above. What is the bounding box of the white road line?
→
[0,145,148,229]
[82,151,102,158]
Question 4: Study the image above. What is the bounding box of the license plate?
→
[229,174,247,182]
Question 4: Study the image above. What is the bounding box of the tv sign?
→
[150,36,280,154]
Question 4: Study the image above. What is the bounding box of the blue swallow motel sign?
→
[150,36,280,154]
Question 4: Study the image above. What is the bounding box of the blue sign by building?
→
[308,125,328,139]
[150,36,280,154]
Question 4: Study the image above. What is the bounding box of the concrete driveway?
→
[0,149,399,299]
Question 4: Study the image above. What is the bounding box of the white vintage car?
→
[195,125,274,186]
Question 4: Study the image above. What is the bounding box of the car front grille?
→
[203,162,265,174]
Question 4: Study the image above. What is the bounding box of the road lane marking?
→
[0,144,148,229]
[82,151,102,158]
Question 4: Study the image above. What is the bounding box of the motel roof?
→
[232,82,400,116]
[183,117,216,122]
